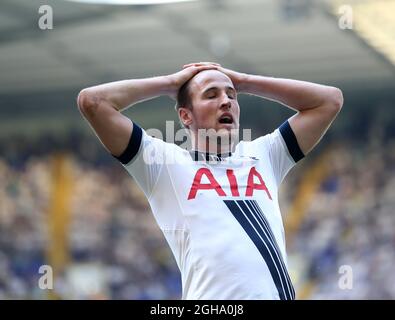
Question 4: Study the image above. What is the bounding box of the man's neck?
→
[192,136,234,155]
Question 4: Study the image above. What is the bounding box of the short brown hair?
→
[175,78,194,111]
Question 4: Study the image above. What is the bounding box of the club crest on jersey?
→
[187,166,272,200]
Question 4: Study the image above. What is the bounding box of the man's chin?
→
[197,125,239,140]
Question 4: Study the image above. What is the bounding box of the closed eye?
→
[207,94,234,100]
[227,89,236,99]
[203,87,236,99]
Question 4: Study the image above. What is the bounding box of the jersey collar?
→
[189,150,232,162]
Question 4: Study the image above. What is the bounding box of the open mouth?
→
[218,114,234,124]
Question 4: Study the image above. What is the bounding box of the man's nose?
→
[220,94,231,110]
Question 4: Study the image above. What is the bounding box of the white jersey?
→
[115,121,304,300]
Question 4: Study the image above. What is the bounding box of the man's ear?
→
[178,107,193,127]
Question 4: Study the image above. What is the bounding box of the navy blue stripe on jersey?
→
[279,120,304,163]
[246,200,295,299]
[113,123,143,164]
[236,200,295,300]
[224,200,295,300]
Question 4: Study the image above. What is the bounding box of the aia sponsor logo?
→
[188,166,272,200]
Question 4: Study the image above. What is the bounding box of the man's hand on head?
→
[182,62,248,92]
[167,64,219,100]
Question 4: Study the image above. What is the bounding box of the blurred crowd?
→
[0,134,180,299]
[287,140,395,299]
[0,133,394,299]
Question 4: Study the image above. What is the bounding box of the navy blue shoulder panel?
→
[112,123,143,164]
[278,120,304,163]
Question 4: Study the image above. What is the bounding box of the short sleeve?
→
[251,120,304,186]
[112,123,166,198]
[270,120,305,185]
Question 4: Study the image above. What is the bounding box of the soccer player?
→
[77,62,343,300]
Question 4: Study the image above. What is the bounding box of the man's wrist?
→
[159,75,177,97]
[236,73,251,93]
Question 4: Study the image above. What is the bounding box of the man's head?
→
[176,70,240,136]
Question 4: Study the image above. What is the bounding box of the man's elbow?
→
[77,88,92,110]
[328,87,344,113]
[332,87,344,113]
[77,88,101,116]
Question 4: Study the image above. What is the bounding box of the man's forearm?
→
[80,76,174,112]
[240,75,342,111]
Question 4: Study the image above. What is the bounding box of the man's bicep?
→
[288,106,339,156]
[78,93,133,157]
